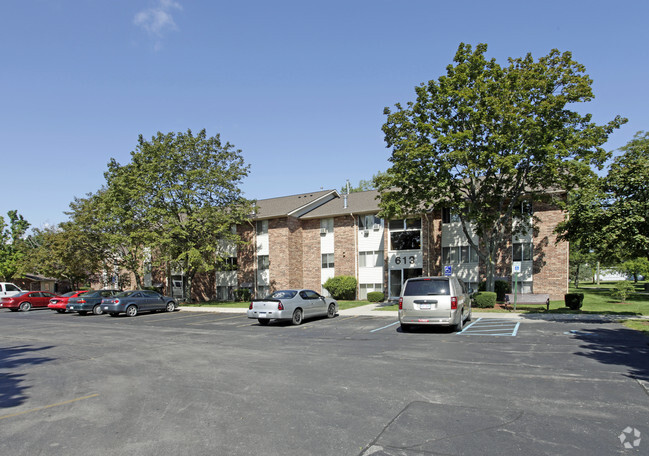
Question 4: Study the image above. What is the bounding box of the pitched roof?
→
[299,190,382,219]
[252,190,339,219]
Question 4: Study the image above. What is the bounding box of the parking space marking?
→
[370,321,400,333]
[0,393,99,421]
[458,318,520,336]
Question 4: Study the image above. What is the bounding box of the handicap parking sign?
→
[444,265,452,276]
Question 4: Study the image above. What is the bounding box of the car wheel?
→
[166,302,175,312]
[19,302,31,312]
[78,311,88,316]
[291,308,303,325]
[454,312,464,332]
[125,305,138,317]
[258,319,270,326]
[109,312,119,317]
[92,304,103,315]
[56,309,66,314]
[327,303,336,318]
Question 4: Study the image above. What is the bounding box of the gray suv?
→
[398,276,471,332]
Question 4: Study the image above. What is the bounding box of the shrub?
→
[233,288,251,302]
[473,291,497,308]
[478,280,511,301]
[323,276,357,300]
[367,291,385,302]
[495,280,512,301]
[564,293,584,310]
[612,281,635,303]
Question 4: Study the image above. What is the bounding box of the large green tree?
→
[558,131,649,264]
[0,210,30,281]
[108,129,253,302]
[377,43,626,291]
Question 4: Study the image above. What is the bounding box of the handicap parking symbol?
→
[444,266,452,276]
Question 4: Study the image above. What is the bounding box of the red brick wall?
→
[533,203,569,300]
[334,215,356,278]
[302,219,322,291]
[287,217,303,289]
[269,218,289,291]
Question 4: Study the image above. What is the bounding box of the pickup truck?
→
[0,282,24,298]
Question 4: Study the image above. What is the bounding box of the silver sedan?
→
[247,289,338,325]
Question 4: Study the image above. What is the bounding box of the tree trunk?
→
[185,273,193,304]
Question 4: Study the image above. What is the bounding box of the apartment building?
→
[208,189,568,302]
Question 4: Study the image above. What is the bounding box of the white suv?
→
[398,276,471,332]
[0,282,25,298]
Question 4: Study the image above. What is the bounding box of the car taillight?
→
[278,301,284,310]
[78,299,86,304]
[399,297,403,310]
[249,302,253,310]
[114,299,120,304]
[451,297,458,310]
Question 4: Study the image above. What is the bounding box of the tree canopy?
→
[376,42,626,291]
[101,129,253,301]
[0,211,30,282]
[558,131,649,263]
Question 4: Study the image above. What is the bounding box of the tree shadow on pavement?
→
[0,345,55,409]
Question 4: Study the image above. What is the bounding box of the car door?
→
[143,291,164,311]
[304,290,326,316]
[38,292,55,308]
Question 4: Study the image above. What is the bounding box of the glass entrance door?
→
[389,268,423,298]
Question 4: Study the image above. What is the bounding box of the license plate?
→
[69,306,74,309]
[259,312,267,317]
[420,304,431,310]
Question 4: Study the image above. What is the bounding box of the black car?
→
[101,290,177,317]
[66,290,119,315]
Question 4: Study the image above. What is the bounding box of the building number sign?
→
[389,252,423,269]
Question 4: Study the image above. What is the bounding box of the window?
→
[257,255,269,270]
[256,286,270,298]
[217,257,238,271]
[359,251,384,268]
[321,253,334,269]
[514,201,533,217]
[442,208,461,224]
[389,218,421,250]
[359,215,382,231]
[320,218,334,234]
[442,245,479,264]
[513,242,533,262]
[256,220,268,236]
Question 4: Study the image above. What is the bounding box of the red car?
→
[48,290,87,313]
[1,291,59,312]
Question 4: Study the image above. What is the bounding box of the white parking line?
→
[370,321,400,333]
[458,318,520,336]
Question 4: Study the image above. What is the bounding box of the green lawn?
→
[621,319,649,335]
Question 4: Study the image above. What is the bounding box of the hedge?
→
[323,276,357,300]
[473,291,497,308]
[367,291,385,303]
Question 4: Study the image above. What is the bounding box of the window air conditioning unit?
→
[320,228,327,235]
[372,223,380,231]
[363,229,370,237]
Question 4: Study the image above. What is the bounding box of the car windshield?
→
[403,279,450,296]
[14,292,29,297]
[268,290,297,299]
[80,291,98,297]
[61,291,78,297]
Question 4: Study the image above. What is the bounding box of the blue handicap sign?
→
[444,265,452,276]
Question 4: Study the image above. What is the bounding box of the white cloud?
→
[134,0,183,44]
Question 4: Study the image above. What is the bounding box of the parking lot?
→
[1,308,648,455]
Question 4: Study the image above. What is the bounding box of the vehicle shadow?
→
[0,345,56,409]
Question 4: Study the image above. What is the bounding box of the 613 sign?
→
[389,252,422,268]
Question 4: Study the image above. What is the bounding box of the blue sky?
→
[1,0,647,231]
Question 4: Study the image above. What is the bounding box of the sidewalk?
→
[178,303,649,321]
